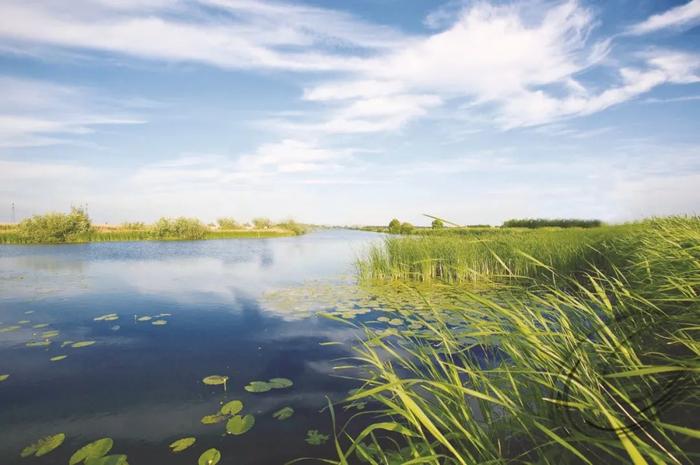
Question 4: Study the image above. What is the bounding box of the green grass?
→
[327,217,699,465]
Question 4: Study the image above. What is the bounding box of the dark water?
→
[0,230,382,465]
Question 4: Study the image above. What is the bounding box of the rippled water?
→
[0,230,383,464]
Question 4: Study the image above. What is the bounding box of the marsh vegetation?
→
[0,209,308,244]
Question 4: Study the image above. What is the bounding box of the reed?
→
[330,217,699,465]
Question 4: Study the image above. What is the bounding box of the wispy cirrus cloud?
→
[627,0,700,35]
[0,76,145,148]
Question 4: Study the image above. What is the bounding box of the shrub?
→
[217,217,240,229]
[121,221,146,230]
[400,222,414,234]
[388,218,401,234]
[19,207,92,243]
[431,219,444,229]
[252,217,271,229]
[276,219,306,235]
[153,217,207,240]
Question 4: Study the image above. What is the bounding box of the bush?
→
[252,217,272,229]
[400,222,414,234]
[431,219,444,229]
[276,219,306,235]
[19,207,92,243]
[388,218,401,234]
[217,217,240,229]
[153,217,207,239]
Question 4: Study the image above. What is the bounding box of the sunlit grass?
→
[330,217,699,465]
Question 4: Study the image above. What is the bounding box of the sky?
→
[0,0,699,226]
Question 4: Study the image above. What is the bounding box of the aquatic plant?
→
[169,437,196,453]
[502,218,603,228]
[69,438,113,465]
[273,406,294,420]
[226,414,255,435]
[20,433,65,458]
[305,430,329,446]
[18,207,92,243]
[198,448,221,465]
[329,216,700,465]
[202,375,229,391]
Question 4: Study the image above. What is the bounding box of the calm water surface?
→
[0,230,382,464]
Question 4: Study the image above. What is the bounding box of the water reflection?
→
[0,230,382,464]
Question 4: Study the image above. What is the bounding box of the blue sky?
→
[0,0,699,226]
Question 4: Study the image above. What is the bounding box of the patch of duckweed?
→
[169,437,196,453]
[20,433,65,458]
[305,430,329,446]
[272,406,294,420]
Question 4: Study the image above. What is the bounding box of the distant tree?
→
[252,217,271,229]
[388,218,401,234]
[432,219,444,229]
[400,222,414,234]
[217,217,240,229]
[19,207,92,243]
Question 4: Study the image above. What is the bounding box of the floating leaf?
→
[41,330,59,338]
[61,341,75,348]
[26,340,51,347]
[20,433,66,458]
[272,406,294,420]
[220,400,243,415]
[198,448,221,465]
[72,341,96,348]
[69,438,113,465]
[388,318,404,326]
[202,375,228,391]
[50,355,68,362]
[244,381,272,393]
[201,414,227,425]
[136,316,152,322]
[151,320,167,326]
[94,314,118,322]
[268,377,293,389]
[226,414,255,435]
[84,454,128,465]
[305,430,329,446]
[0,374,9,382]
[18,320,30,324]
[0,325,21,333]
[33,323,49,329]
[169,437,196,453]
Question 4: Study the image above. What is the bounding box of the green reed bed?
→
[358,225,637,284]
[330,217,699,465]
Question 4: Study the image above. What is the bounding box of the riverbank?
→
[331,216,699,465]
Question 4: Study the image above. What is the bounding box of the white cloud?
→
[0,76,145,148]
[628,0,700,35]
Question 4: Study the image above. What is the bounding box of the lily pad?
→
[0,325,21,333]
[272,406,294,420]
[84,454,128,465]
[305,430,329,446]
[69,437,113,465]
[268,377,293,389]
[136,316,152,322]
[201,414,227,425]
[198,448,221,465]
[26,340,51,347]
[388,318,404,326]
[0,374,9,381]
[33,323,49,329]
[244,381,272,393]
[41,330,60,338]
[72,341,96,348]
[20,433,66,458]
[202,375,228,391]
[220,400,243,415]
[169,437,196,453]
[18,320,30,324]
[151,320,167,326]
[226,414,255,435]
[50,355,68,362]
[94,314,118,322]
